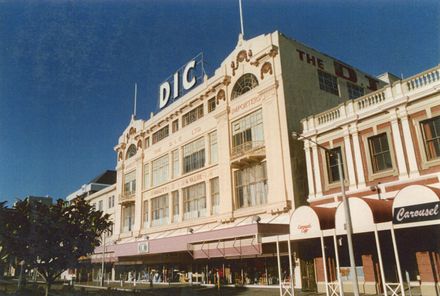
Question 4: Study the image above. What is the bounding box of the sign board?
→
[138,242,150,254]
[393,201,440,224]
[158,53,204,111]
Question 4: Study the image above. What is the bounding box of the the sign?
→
[158,53,204,110]
[393,201,440,224]
[138,242,150,254]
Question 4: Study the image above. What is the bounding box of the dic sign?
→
[158,53,204,110]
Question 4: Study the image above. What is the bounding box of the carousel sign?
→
[393,201,440,224]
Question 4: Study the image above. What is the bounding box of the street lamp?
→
[291,131,360,296]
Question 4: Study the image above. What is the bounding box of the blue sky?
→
[0,0,439,204]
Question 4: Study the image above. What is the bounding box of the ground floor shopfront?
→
[276,185,440,296]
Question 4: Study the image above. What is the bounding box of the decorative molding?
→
[216,89,226,104]
[231,50,253,76]
[260,62,273,80]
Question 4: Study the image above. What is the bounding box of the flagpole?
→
[239,0,245,38]
[133,83,137,118]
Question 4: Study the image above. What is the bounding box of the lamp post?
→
[292,132,359,296]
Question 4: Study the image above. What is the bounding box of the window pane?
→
[422,116,440,160]
[368,133,393,173]
[234,162,267,209]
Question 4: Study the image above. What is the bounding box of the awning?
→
[392,185,440,228]
[335,197,392,234]
[101,222,289,260]
[289,206,335,239]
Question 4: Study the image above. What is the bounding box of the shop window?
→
[208,97,216,112]
[152,155,169,187]
[126,144,137,159]
[183,182,206,220]
[182,105,204,127]
[325,147,344,183]
[231,73,258,100]
[152,125,169,144]
[318,70,339,96]
[234,162,267,209]
[368,133,393,173]
[211,177,220,215]
[421,116,440,161]
[183,138,205,174]
[347,82,364,99]
[151,194,169,226]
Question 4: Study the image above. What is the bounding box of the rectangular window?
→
[108,195,114,208]
[421,116,440,161]
[183,138,205,174]
[124,171,136,194]
[172,191,179,223]
[231,109,264,156]
[326,147,344,183]
[98,200,103,211]
[151,194,169,226]
[152,125,169,144]
[143,200,149,228]
[183,182,206,220]
[211,177,220,215]
[122,204,135,232]
[143,163,150,189]
[347,82,364,99]
[208,97,216,113]
[172,119,179,133]
[368,133,393,173]
[209,131,218,164]
[172,150,179,178]
[145,137,150,148]
[234,162,267,209]
[152,155,169,187]
[182,105,204,127]
[318,70,339,96]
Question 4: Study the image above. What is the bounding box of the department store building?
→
[77,31,415,289]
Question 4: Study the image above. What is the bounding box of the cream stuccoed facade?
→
[88,31,389,287]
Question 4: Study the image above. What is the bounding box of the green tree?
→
[1,197,111,296]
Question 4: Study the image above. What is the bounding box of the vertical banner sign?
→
[158,53,204,111]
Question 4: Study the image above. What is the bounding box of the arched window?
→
[126,144,137,159]
[231,74,259,100]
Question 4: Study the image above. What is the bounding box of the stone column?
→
[311,142,323,197]
[398,109,419,177]
[304,141,316,198]
[350,126,366,187]
[133,153,144,236]
[215,108,233,218]
[390,109,408,178]
[178,188,184,222]
[114,162,124,238]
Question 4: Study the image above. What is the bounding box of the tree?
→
[1,197,111,296]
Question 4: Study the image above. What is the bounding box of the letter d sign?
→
[159,82,171,109]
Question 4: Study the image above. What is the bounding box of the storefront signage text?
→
[393,201,440,224]
[297,224,311,233]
